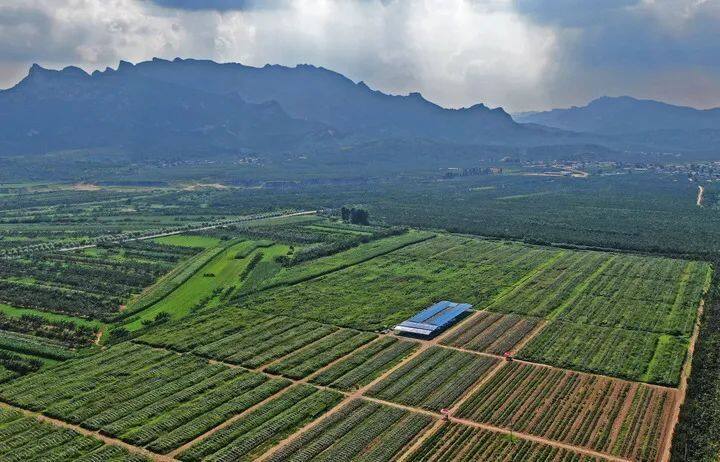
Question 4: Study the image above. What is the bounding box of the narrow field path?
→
[659,299,705,462]
[0,401,174,462]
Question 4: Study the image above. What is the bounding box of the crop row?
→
[457,361,674,462]
[487,251,610,317]
[560,260,711,336]
[178,384,342,461]
[266,399,434,462]
[407,422,605,462]
[0,329,76,361]
[194,316,338,369]
[136,307,273,352]
[311,336,419,391]
[0,342,292,454]
[441,311,541,355]
[266,329,376,379]
[518,321,687,386]
[0,407,149,461]
[367,346,498,411]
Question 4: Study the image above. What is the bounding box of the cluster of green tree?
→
[340,207,370,225]
[0,280,119,320]
[0,313,97,347]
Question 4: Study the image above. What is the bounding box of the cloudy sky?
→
[1,0,718,112]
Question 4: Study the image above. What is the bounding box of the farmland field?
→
[0,200,713,462]
[456,361,674,462]
[266,399,434,462]
[440,311,542,355]
[367,346,498,411]
[0,407,149,461]
[406,422,606,462]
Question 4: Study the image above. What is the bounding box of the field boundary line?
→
[359,395,629,462]
[255,336,436,462]
[659,298,705,462]
[508,319,547,354]
[0,400,174,462]
[546,255,616,320]
[166,382,294,458]
[484,250,567,311]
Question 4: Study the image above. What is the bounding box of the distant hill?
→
[0,63,331,157]
[515,96,720,134]
[117,58,523,143]
[0,58,564,158]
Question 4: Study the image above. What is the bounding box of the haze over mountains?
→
[1,58,719,159]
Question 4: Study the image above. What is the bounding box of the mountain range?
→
[1,58,719,159]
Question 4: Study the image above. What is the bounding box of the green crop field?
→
[0,202,713,462]
[0,407,149,461]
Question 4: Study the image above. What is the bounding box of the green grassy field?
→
[123,240,289,331]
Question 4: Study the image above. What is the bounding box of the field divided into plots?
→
[367,346,499,412]
[177,385,342,461]
[440,311,542,355]
[243,236,561,331]
[456,361,674,462]
[0,343,297,455]
[311,336,419,391]
[406,422,606,462]
[0,407,149,461]
[0,231,710,462]
[265,399,435,462]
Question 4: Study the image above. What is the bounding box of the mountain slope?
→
[0,63,330,156]
[515,96,720,134]
[95,58,524,144]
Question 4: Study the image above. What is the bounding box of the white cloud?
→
[0,0,557,111]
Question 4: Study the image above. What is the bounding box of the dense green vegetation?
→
[671,270,720,462]
[407,422,605,462]
[457,361,673,462]
[0,407,149,461]
[0,343,292,454]
[266,399,434,462]
[367,346,498,412]
[178,385,342,461]
[0,177,716,461]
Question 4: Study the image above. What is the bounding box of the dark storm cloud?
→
[1,0,719,110]
[513,0,720,108]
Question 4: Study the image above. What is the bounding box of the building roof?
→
[394,300,472,336]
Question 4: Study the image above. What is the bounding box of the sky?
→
[0,0,718,112]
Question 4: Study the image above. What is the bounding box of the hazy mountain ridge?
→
[515,96,720,134]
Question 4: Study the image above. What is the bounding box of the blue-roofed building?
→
[394,301,472,337]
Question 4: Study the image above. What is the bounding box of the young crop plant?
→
[518,321,688,386]
[311,336,419,390]
[265,399,434,462]
[0,342,291,453]
[0,407,149,461]
[440,311,541,355]
[367,346,498,411]
[456,361,674,461]
[406,422,605,461]
[177,384,342,461]
[265,329,376,379]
